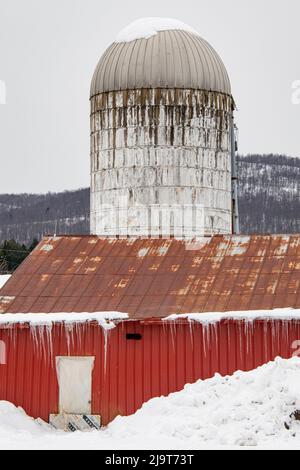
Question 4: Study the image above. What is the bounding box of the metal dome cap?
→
[90,17,231,97]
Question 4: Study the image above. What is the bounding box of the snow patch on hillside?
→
[1,357,300,449]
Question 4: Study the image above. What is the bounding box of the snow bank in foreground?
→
[0,275,10,289]
[115,17,199,42]
[2,357,300,449]
[0,402,50,436]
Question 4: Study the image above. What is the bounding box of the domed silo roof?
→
[90,18,231,97]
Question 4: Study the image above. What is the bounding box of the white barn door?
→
[56,356,95,415]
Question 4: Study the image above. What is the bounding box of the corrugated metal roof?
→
[90,30,231,96]
[1,235,299,318]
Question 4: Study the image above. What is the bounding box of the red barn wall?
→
[0,319,299,425]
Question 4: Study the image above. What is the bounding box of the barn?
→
[0,18,298,430]
[0,234,300,429]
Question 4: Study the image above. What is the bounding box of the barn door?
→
[56,356,95,415]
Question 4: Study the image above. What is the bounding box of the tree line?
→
[0,239,39,273]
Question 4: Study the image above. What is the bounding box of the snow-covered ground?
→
[1,357,300,449]
[0,275,10,289]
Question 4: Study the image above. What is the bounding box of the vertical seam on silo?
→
[199,38,220,93]
[166,31,176,89]
[163,31,168,87]
[150,35,158,88]
[178,31,192,88]
[97,43,117,94]
[171,31,184,88]
[189,34,210,90]
[157,31,162,88]
[142,39,150,89]
[114,42,127,92]
[93,45,111,95]
[91,53,102,95]
[107,43,121,93]
[182,31,200,89]
[104,43,120,93]
[205,41,225,93]
[126,40,138,90]
[133,38,143,88]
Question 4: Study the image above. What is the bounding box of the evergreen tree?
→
[0,239,38,273]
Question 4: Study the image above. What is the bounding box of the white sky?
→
[0,0,300,193]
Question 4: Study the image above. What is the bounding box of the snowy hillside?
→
[0,189,89,245]
[238,154,300,234]
[1,357,300,449]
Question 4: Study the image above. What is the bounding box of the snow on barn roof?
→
[90,18,231,96]
[0,234,299,320]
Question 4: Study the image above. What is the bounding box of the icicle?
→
[202,323,211,357]
[212,321,218,347]
[169,321,176,351]
[7,324,17,350]
[188,319,194,348]
[263,322,268,360]
[29,324,39,354]
[238,322,243,362]
[270,319,276,355]
[244,320,252,355]
[74,322,80,351]
[275,320,279,351]
[64,323,75,354]
[37,325,46,359]
[282,320,289,346]
[103,327,110,374]
[45,324,53,361]
[13,325,17,349]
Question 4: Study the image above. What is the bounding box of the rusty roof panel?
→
[1,235,300,318]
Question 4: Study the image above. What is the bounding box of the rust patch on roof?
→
[1,235,300,318]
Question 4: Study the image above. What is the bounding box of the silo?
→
[90,18,236,238]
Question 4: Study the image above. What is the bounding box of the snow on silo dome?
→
[115,17,200,42]
[90,17,231,96]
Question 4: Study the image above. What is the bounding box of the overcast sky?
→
[0,0,300,194]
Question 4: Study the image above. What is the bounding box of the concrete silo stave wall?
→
[90,88,234,237]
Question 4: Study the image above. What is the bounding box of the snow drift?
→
[1,357,300,449]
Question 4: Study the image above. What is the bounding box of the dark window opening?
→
[126,333,142,340]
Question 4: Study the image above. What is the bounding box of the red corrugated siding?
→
[0,320,299,425]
